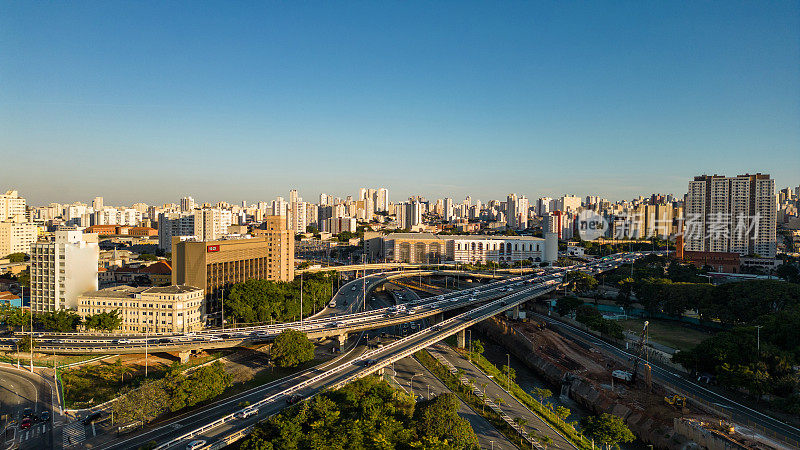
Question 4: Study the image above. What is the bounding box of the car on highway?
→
[235,407,258,419]
[22,408,34,419]
[186,440,207,450]
[20,418,32,430]
[39,410,50,422]
[286,394,302,405]
[363,358,377,366]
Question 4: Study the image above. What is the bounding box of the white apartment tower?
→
[30,228,99,312]
[685,174,777,258]
[1,190,26,222]
[158,212,196,251]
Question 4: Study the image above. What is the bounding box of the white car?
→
[236,407,258,419]
[186,440,206,450]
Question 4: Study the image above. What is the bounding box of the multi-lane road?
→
[0,366,55,449]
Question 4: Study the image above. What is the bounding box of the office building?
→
[685,173,777,258]
[77,285,204,333]
[30,228,99,312]
[172,216,294,313]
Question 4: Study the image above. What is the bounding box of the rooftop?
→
[81,284,201,298]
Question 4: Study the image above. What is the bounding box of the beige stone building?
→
[78,285,204,333]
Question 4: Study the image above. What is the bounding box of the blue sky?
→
[1,1,798,206]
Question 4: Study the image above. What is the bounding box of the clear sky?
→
[1,1,798,206]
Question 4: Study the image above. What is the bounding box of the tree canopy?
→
[580,413,635,449]
[271,329,315,368]
[226,272,335,325]
[240,376,478,450]
[84,310,123,331]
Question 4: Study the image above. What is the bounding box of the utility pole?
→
[145,324,148,377]
[28,286,33,372]
[300,272,304,326]
[221,287,225,331]
[755,325,763,353]
[362,255,366,312]
[506,353,511,392]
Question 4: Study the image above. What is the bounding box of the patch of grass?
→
[619,318,712,352]
[0,353,99,367]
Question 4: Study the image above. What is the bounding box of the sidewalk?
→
[427,344,576,449]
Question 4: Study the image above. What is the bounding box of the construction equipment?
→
[664,395,687,408]
[630,320,650,385]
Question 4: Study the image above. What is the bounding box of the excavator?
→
[664,395,687,408]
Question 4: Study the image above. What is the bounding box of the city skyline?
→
[3,2,799,204]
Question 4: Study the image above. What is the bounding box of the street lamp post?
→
[755,325,763,353]
[221,287,225,331]
[300,272,303,326]
[506,353,511,392]
[410,372,423,399]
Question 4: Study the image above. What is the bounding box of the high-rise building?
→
[559,195,582,213]
[158,212,196,251]
[30,228,99,312]
[92,196,104,211]
[0,220,38,257]
[505,194,529,229]
[180,196,195,212]
[0,190,26,222]
[685,173,777,258]
[194,208,227,241]
[376,188,389,212]
[400,201,423,230]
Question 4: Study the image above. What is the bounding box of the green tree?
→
[556,297,583,316]
[37,309,81,332]
[271,329,315,368]
[84,310,123,331]
[17,334,36,352]
[555,405,571,421]
[4,252,28,263]
[531,387,553,403]
[471,339,484,356]
[564,271,598,294]
[111,380,171,425]
[414,393,479,449]
[580,413,635,450]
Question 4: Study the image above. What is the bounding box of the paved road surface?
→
[428,344,576,449]
[0,366,55,449]
[392,356,516,450]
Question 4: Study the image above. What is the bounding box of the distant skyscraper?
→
[377,188,389,212]
[92,196,104,211]
[180,196,195,212]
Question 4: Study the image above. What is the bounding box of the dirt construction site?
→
[500,317,793,450]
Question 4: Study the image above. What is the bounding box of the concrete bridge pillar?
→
[513,305,520,319]
[166,350,192,364]
[456,329,466,348]
[337,333,348,349]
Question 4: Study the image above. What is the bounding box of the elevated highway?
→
[1,268,529,355]
[119,254,641,449]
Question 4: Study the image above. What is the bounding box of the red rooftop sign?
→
[207,245,220,252]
